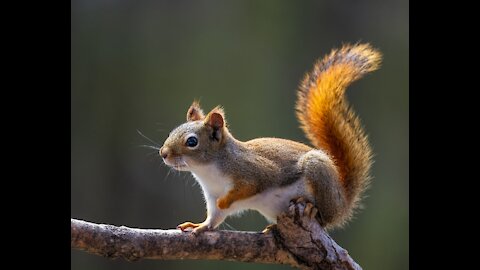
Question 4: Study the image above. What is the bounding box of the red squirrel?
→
[159,43,382,233]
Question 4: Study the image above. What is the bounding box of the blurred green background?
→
[71,0,408,269]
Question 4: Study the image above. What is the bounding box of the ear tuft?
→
[204,106,225,130]
[186,100,205,121]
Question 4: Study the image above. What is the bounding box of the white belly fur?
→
[190,163,313,223]
[229,179,313,222]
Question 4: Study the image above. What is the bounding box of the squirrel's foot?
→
[292,196,306,204]
[177,221,202,232]
[177,221,213,234]
[290,197,319,220]
[262,224,277,234]
[303,201,319,220]
[192,223,212,235]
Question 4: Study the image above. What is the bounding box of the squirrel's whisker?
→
[137,129,161,146]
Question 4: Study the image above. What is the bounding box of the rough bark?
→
[71,201,361,270]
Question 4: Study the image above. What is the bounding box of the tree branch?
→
[71,202,361,270]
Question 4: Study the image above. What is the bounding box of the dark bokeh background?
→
[71,1,408,269]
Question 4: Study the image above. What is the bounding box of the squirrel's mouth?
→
[163,157,190,171]
[171,164,189,171]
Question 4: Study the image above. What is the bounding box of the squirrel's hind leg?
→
[298,150,348,227]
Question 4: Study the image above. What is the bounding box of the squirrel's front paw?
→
[192,223,212,235]
[177,221,213,234]
[177,221,202,232]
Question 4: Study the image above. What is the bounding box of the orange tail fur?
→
[296,43,381,210]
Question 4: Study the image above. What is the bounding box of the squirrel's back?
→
[296,43,382,225]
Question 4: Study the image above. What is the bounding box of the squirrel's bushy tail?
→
[296,43,381,219]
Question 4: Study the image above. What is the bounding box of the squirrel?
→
[159,43,382,233]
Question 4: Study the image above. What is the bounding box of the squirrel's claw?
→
[262,224,277,234]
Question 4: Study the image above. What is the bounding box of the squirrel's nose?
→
[160,147,169,159]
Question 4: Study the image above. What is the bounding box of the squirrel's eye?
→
[186,136,198,148]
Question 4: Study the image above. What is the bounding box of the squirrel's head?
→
[160,101,228,171]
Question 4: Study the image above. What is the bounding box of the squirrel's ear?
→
[186,101,205,121]
[204,106,225,130]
